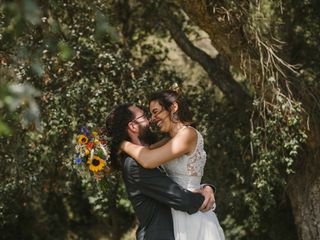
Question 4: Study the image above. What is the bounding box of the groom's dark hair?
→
[106,104,134,170]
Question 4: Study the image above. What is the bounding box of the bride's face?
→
[149,100,172,133]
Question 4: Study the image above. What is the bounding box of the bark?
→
[177,0,260,78]
[287,149,320,240]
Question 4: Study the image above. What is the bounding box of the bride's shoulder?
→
[176,126,197,142]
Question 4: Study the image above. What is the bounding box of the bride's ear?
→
[170,102,179,113]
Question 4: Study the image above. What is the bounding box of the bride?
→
[121,90,225,240]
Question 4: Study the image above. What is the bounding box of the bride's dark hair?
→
[148,90,193,124]
[105,104,134,170]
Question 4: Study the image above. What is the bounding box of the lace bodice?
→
[162,127,207,189]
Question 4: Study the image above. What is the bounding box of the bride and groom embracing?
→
[106,90,225,240]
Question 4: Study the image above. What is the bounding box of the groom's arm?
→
[125,157,204,214]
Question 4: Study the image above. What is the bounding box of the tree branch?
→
[158,2,251,105]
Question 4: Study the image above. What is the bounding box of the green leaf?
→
[0,120,12,135]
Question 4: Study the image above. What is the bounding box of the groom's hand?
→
[193,186,215,212]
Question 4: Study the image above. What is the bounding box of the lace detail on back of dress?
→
[163,128,207,178]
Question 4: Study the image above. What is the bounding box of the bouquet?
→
[74,126,111,178]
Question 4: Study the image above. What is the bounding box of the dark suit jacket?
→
[122,156,204,240]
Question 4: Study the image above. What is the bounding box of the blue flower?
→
[81,126,90,136]
[75,157,83,164]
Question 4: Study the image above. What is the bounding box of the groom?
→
[106,104,215,240]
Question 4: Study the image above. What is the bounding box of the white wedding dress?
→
[162,127,225,240]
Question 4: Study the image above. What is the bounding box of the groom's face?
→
[129,106,156,145]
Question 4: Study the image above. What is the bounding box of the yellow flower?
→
[92,131,98,137]
[87,156,106,172]
[84,149,90,155]
[78,134,89,144]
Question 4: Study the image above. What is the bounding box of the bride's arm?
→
[121,128,196,168]
[148,138,170,149]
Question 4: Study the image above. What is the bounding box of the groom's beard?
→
[138,126,157,145]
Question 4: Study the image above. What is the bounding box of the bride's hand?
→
[193,186,216,212]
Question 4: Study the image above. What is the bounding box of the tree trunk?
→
[287,151,320,239]
[285,51,320,240]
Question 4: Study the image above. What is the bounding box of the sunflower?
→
[87,155,106,172]
[78,134,89,144]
